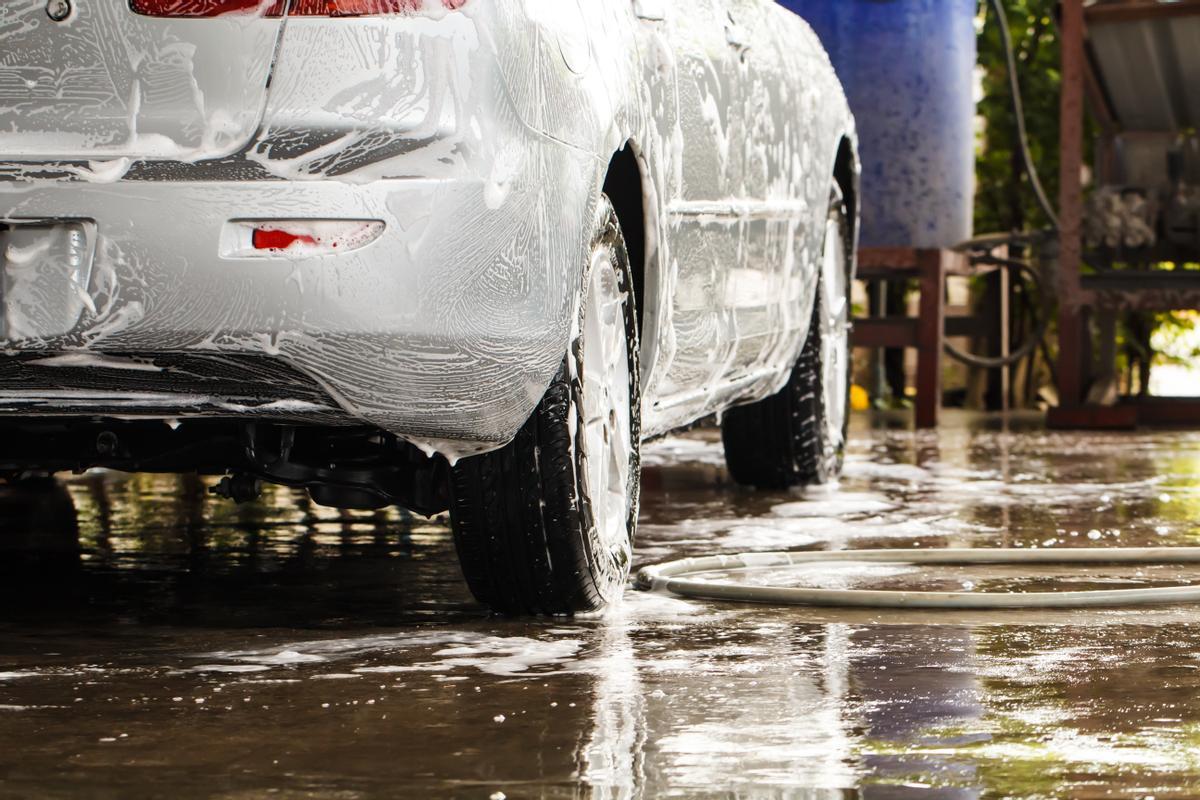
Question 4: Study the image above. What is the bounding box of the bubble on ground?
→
[842,459,931,483]
[771,492,897,518]
[641,436,727,467]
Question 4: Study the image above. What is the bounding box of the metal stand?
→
[1048,0,1200,430]
[852,248,967,428]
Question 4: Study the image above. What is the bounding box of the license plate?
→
[0,220,97,341]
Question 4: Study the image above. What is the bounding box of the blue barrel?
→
[781,0,977,248]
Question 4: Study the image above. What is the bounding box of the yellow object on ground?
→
[850,384,870,411]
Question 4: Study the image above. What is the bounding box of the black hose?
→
[942,255,1052,370]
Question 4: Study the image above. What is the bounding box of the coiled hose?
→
[941,249,1052,370]
[637,548,1200,609]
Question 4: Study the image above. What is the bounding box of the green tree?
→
[975,0,1070,236]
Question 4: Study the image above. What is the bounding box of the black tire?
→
[449,197,641,615]
[721,186,852,489]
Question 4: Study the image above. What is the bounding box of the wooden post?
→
[1056,0,1086,410]
[1000,262,1011,411]
[915,249,946,429]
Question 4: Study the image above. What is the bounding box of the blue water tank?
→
[781,0,977,248]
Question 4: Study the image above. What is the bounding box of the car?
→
[0,0,858,614]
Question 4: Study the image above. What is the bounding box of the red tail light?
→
[289,0,467,14]
[130,0,466,16]
[129,0,285,16]
[222,220,386,258]
[251,228,317,251]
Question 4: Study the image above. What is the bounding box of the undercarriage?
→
[0,419,450,515]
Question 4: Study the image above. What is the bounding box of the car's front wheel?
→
[721,186,852,488]
[449,197,641,615]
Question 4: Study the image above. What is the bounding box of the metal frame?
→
[852,247,990,429]
[1049,0,1200,429]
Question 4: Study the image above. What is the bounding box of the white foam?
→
[199,632,584,678]
[641,436,727,467]
[772,492,898,519]
[842,460,931,483]
[28,353,163,372]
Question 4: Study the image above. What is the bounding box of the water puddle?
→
[2,412,1200,796]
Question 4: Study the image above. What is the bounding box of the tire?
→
[721,185,852,489]
[449,196,641,615]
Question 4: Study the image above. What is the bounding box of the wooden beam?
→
[1046,405,1138,430]
[857,247,919,271]
[914,250,946,429]
[852,318,918,349]
[1056,0,1087,410]
[1134,398,1200,426]
[1085,0,1200,23]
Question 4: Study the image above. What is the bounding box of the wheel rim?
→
[820,216,850,452]
[580,246,633,560]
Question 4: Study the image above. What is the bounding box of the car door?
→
[711,0,817,394]
[646,0,749,422]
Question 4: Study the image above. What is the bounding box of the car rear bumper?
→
[0,143,598,458]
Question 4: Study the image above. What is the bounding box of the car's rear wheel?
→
[721,186,851,488]
[449,197,641,615]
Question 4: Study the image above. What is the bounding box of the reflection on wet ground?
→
[4,411,1200,797]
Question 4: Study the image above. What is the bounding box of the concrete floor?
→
[3,411,1200,798]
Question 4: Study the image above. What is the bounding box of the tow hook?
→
[95,431,120,458]
[209,473,263,504]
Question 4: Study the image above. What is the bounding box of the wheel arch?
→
[832,134,861,265]
[601,139,661,374]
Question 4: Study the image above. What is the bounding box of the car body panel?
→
[0,0,856,458]
[0,1,282,160]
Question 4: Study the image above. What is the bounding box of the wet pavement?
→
[5,411,1200,798]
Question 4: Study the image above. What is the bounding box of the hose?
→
[941,254,1051,369]
[985,0,1060,230]
[934,4,1061,370]
[636,548,1200,609]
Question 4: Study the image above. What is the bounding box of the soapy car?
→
[0,0,857,613]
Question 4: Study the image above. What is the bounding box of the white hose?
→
[635,548,1200,609]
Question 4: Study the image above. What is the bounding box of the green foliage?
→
[975,0,1072,235]
[1152,311,1200,365]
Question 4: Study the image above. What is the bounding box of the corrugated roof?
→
[1086,2,1200,132]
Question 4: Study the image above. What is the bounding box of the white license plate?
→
[0,219,97,341]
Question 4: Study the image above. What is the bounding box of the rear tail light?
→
[129,0,285,17]
[252,228,316,250]
[221,220,385,258]
[289,0,467,14]
[130,0,466,16]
